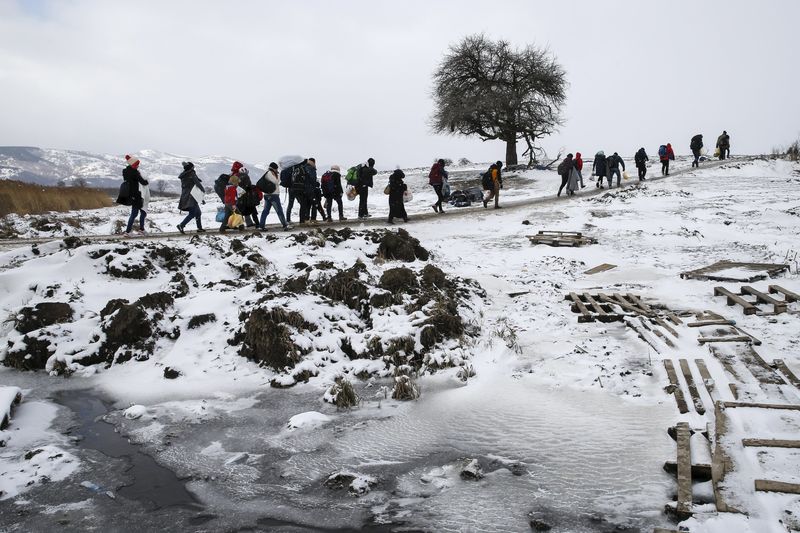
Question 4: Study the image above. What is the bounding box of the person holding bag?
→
[176,161,206,234]
[122,155,149,236]
[258,162,290,230]
[387,169,409,224]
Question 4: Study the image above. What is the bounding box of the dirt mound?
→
[14,302,73,334]
[188,313,216,329]
[315,261,370,313]
[238,307,317,370]
[4,336,53,370]
[420,264,447,289]
[377,229,429,262]
[379,267,418,294]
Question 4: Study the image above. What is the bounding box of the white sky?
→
[1,0,799,168]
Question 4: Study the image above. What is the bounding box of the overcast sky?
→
[1,0,799,169]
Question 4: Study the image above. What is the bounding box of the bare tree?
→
[430,34,567,167]
[73,177,87,188]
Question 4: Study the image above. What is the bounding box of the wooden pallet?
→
[713,284,795,315]
[680,260,789,282]
[528,230,597,247]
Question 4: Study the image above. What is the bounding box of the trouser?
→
[557,175,568,196]
[388,201,407,222]
[358,186,370,217]
[219,204,233,230]
[432,184,444,210]
[325,195,344,220]
[578,170,584,187]
[661,160,670,175]
[242,206,259,226]
[311,194,326,220]
[126,205,146,232]
[297,193,311,223]
[484,183,500,207]
[596,175,605,187]
[692,149,700,167]
[285,189,296,222]
[609,168,621,187]
[725,147,730,159]
[180,205,202,228]
[718,148,725,160]
[637,164,646,180]
[259,194,287,228]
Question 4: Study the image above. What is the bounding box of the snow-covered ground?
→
[0,157,798,532]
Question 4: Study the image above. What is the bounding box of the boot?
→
[177,224,185,234]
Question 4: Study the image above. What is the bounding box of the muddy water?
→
[54,390,199,511]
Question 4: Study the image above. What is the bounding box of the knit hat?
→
[231,161,243,174]
[125,154,140,168]
[182,161,194,170]
[239,167,249,176]
[269,162,278,170]
[330,165,341,172]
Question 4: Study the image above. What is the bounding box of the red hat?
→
[231,161,243,174]
[125,154,140,168]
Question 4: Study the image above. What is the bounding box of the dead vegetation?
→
[325,375,361,408]
[0,180,113,218]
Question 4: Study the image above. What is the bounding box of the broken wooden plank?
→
[583,293,607,315]
[694,359,718,401]
[507,290,530,298]
[583,263,616,275]
[666,311,683,326]
[625,318,661,354]
[653,529,682,533]
[768,284,799,303]
[681,261,790,282]
[664,360,689,413]
[754,480,800,494]
[713,286,758,315]
[728,383,739,399]
[742,439,800,448]
[722,401,800,410]
[625,293,654,314]
[568,292,593,322]
[680,359,706,414]
[653,328,677,348]
[732,324,762,346]
[740,286,787,313]
[712,401,739,513]
[687,319,737,327]
[676,422,693,519]
[653,316,680,338]
[773,359,800,389]
[698,335,753,345]
[663,461,713,482]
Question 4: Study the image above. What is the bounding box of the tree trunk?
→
[505,138,518,166]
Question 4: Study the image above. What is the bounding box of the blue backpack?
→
[658,145,667,157]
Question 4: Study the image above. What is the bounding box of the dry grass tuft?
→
[0,180,113,218]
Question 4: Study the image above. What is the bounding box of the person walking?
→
[176,161,205,234]
[607,152,625,188]
[634,148,649,181]
[690,134,704,167]
[305,158,327,223]
[215,161,242,202]
[257,162,290,231]
[280,163,297,224]
[321,165,346,221]
[716,131,730,160]
[482,161,503,208]
[357,158,377,218]
[593,151,607,188]
[556,153,574,197]
[428,158,448,213]
[574,152,585,188]
[386,169,408,224]
[658,143,675,175]
[123,155,149,235]
[236,168,262,227]
[219,174,241,232]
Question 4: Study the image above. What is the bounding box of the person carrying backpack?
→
[556,153,574,197]
[592,151,607,188]
[658,143,675,175]
[428,158,448,213]
[606,152,625,188]
[280,164,296,224]
[634,148,649,181]
[289,160,311,224]
[357,158,377,218]
[122,155,149,236]
[716,131,730,160]
[321,165,346,221]
[220,174,240,232]
[574,152,585,188]
[305,158,327,223]
[257,162,290,231]
[387,169,409,224]
[236,168,262,227]
[176,161,205,234]
[215,161,242,202]
[690,134,703,168]
[482,161,503,208]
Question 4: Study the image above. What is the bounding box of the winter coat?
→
[428,162,445,185]
[716,133,730,149]
[123,165,148,208]
[388,170,407,204]
[557,156,574,176]
[178,169,204,211]
[690,135,703,151]
[607,154,625,171]
[321,171,343,198]
[634,148,649,168]
[575,153,583,172]
[358,164,377,188]
[303,163,318,197]
[659,145,676,162]
[567,167,580,193]
[263,168,280,195]
[592,154,607,177]
[224,184,238,206]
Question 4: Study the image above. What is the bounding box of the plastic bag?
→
[403,189,413,202]
[228,212,244,229]
[116,182,132,206]
[384,185,391,195]
[278,155,304,169]
[622,171,630,181]
[442,180,451,198]
[714,148,720,157]
[215,207,226,222]
[346,186,358,201]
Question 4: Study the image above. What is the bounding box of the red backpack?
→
[428,163,442,185]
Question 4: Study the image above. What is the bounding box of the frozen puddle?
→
[279,375,676,532]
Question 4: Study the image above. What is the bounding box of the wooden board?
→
[584,263,616,275]
[694,358,719,402]
[773,359,800,389]
[663,461,713,481]
[687,319,737,327]
[680,359,706,414]
[754,480,800,494]
[713,286,758,315]
[769,284,799,303]
[676,422,693,519]
[664,360,689,413]
[742,439,800,448]
[681,261,790,282]
[722,401,800,410]
[712,401,739,513]
[698,335,753,344]
[740,286,787,313]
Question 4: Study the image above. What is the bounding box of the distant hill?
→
[0,147,266,193]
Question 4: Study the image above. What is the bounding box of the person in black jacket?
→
[690,134,703,167]
[322,165,346,221]
[176,161,205,233]
[634,148,649,181]
[236,168,261,227]
[306,158,328,223]
[387,169,408,224]
[358,157,377,218]
[123,155,149,235]
[606,152,625,188]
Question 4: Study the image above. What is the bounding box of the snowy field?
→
[0,157,799,532]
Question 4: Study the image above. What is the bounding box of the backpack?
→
[290,164,306,192]
[428,164,441,184]
[658,145,667,157]
[635,150,646,165]
[321,171,336,196]
[345,165,362,185]
[481,170,493,190]
[214,173,229,197]
[557,159,570,176]
[279,167,293,188]
[257,173,276,195]
[690,135,702,151]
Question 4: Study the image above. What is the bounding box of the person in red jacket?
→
[220,174,240,232]
[659,143,675,176]
[574,152,585,188]
[428,158,448,213]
